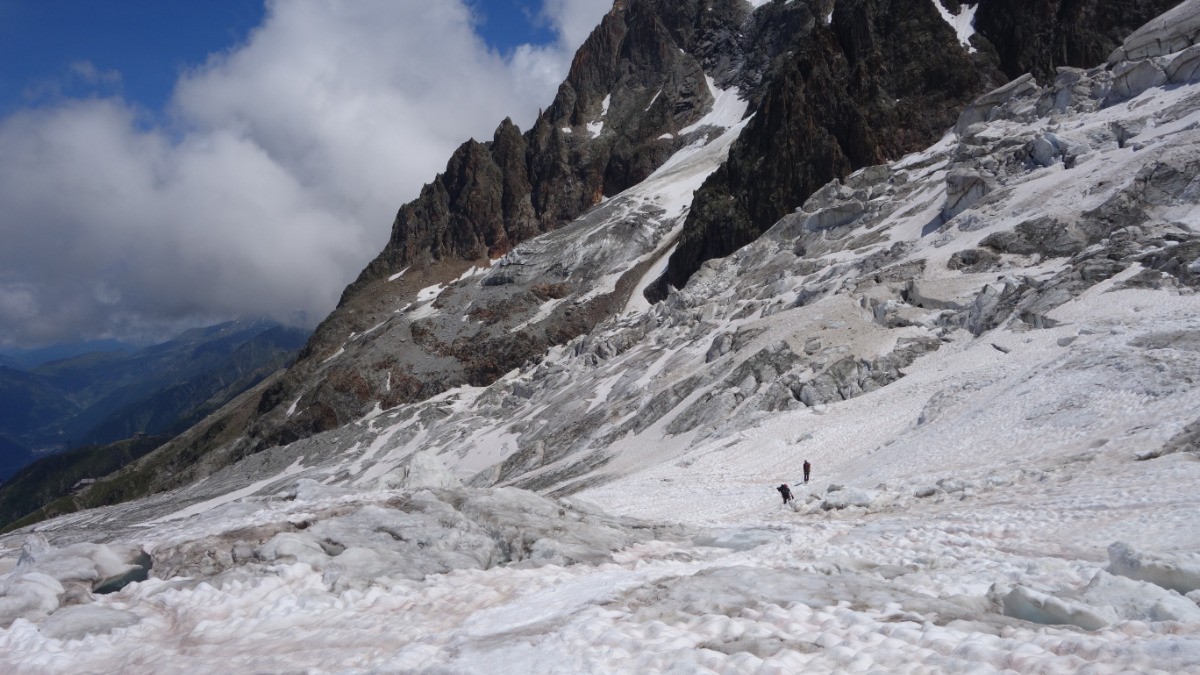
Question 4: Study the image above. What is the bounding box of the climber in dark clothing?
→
[803,460,811,484]
[777,483,793,505]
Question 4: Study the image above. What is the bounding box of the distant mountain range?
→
[0,318,309,482]
[0,339,136,371]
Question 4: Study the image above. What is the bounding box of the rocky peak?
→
[354,0,743,289]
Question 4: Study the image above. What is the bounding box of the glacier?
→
[4,3,1200,673]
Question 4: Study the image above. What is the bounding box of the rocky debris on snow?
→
[980,216,1088,257]
[792,337,942,409]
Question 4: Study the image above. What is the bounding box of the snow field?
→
[6,504,1197,673]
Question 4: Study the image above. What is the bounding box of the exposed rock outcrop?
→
[659,0,1001,294]
[972,0,1181,81]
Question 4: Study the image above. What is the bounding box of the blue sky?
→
[0,1,265,114]
[0,0,610,348]
[0,1,559,115]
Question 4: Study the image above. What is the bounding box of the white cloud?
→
[68,60,123,87]
[0,0,610,347]
[539,0,611,48]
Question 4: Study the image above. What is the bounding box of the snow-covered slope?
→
[4,4,1200,672]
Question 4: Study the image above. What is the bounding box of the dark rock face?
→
[972,0,1182,81]
[351,0,743,291]
[658,0,1001,294]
